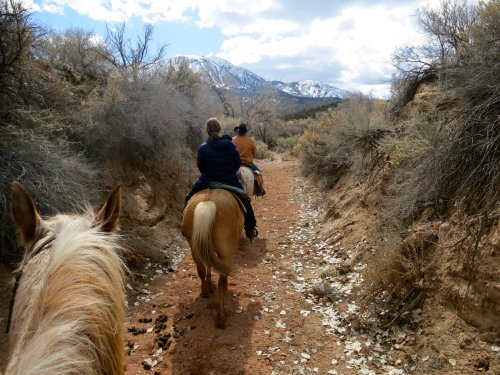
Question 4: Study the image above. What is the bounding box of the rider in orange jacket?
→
[232,123,266,196]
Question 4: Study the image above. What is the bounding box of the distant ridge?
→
[270,79,350,99]
[169,55,349,99]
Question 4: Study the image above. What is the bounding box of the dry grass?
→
[429,92,500,212]
[358,238,432,326]
[0,126,98,263]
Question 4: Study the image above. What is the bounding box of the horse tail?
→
[192,201,235,277]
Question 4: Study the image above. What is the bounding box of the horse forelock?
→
[7,210,126,375]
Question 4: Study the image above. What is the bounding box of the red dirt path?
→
[124,158,345,375]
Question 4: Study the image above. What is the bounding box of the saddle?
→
[254,171,265,196]
[208,181,247,213]
[207,181,258,241]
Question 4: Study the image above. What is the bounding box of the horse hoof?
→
[216,314,226,328]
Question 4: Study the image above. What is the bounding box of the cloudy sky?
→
[26,0,447,98]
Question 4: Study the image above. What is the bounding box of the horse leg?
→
[216,275,228,328]
[206,267,215,295]
[194,261,211,298]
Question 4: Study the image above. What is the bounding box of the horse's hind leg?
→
[206,267,215,295]
[193,260,211,298]
[216,274,228,328]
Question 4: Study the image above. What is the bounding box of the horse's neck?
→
[6,219,125,375]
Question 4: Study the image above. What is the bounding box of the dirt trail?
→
[125,158,330,374]
[124,158,390,375]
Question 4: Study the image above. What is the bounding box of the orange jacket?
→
[232,135,256,165]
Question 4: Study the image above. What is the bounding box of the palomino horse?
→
[238,166,255,198]
[182,189,244,327]
[5,181,126,375]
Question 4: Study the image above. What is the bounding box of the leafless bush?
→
[0,0,43,109]
[297,94,390,188]
[39,27,111,79]
[391,0,477,111]
[358,238,431,326]
[77,71,200,183]
[275,135,299,154]
[429,93,500,211]
[455,1,500,106]
[255,140,271,159]
[104,23,167,72]
[0,126,98,263]
[390,70,437,112]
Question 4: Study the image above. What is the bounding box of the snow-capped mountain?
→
[169,55,269,91]
[169,55,348,99]
[271,80,349,98]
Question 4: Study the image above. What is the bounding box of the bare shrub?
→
[390,0,477,111]
[39,27,111,79]
[425,1,500,211]
[358,238,431,326]
[428,95,500,211]
[77,71,199,187]
[267,118,309,152]
[416,0,476,68]
[297,94,390,188]
[165,58,205,100]
[390,70,437,112]
[275,135,299,154]
[0,126,98,263]
[457,0,500,106]
[255,140,271,159]
[104,23,167,71]
[0,0,43,108]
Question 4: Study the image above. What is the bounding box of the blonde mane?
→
[6,184,126,375]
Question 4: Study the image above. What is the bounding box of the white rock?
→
[301,353,311,360]
[275,320,286,329]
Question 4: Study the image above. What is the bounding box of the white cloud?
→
[34,0,452,97]
[214,3,425,95]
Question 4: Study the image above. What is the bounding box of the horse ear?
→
[95,185,121,233]
[10,181,41,245]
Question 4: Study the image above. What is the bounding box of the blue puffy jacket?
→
[197,136,242,188]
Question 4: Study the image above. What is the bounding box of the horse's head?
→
[6,182,126,375]
[10,181,122,252]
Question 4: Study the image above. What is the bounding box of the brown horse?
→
[5,182,126,375]
[182,189,244,327]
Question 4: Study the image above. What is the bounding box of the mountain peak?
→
[169,55,348,99]
[169,55,267,90]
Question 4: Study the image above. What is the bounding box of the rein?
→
[6,234,55,334]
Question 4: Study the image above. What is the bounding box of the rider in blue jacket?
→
[185,118,257,240]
